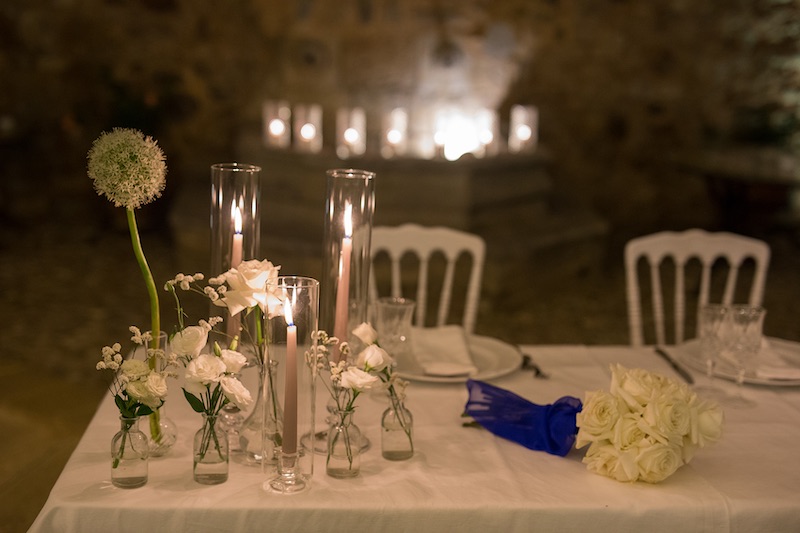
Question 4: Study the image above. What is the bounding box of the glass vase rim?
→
[269,276,320,289]
[211,162,262,173]
[376,296,415,307]
[326,168,376,180]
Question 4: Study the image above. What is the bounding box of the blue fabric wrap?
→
[464,379,583,457]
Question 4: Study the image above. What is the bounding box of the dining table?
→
[28,340,800,533]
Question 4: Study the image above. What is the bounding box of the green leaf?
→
[136,405,154,417]
[115,394,134,418]
[183,388,206,413]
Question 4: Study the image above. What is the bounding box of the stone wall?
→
[1,0,798,244]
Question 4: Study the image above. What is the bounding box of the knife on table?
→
[654,346,694,385]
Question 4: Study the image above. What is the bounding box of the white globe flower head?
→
[87,128,167,210]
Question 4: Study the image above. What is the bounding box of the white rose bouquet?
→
[576,364,724,483]
[464,364,723,484]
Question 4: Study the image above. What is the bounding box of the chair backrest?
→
[624,229,770,346]
[369,224,486,334]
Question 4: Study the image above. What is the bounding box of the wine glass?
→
[694,304,729,400]
[722,305,766,409]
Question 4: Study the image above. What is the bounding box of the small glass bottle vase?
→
[193,414,229,485]
[111,416,149,488]
[382,395,414,461]
[326,409,362,478]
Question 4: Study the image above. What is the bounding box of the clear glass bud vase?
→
[326,409,361,478]
[111,416,149,488]
[238,359,283,466]
[193,414,229,485]
[382,394,414,460]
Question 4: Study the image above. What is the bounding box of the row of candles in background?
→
[262,100,539,161]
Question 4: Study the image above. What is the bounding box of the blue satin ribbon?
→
[464,379,582,457]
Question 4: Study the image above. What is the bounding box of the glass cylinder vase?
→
[327,408,361,478]
[193,414,229,485]
[382,390,414,460]
[265,276,318,494]
[320,169,375,362]
[111,416,149,488]
[210,162,262,346]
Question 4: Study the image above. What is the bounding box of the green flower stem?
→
[126,207,163,443]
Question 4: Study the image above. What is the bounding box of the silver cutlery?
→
[654,346,694,384]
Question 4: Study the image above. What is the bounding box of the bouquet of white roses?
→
[575,364,724,483]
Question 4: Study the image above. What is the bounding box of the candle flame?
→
[233,205,243,234]
[283,298,294,326]
[343,203,353,238]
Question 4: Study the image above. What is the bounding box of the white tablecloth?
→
[29,344,800,533]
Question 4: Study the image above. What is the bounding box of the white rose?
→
[610,365,670,412]
[172,326,209,358]
[356,344,393,372]
[220,376,253,409]
[582,442,640,483]
[220,349,247,374]
[125,379,162,409]
[339,367,380,392]
[612,413,647,451]
[120,359,150,380]
[688,398,724,448]
[576,390,623,447]
[642,396,692,441]
[216,259,280,316]
[352,322,378,345]
[635,441,684,483]
[144,372,168,399]
[185,353,226,387]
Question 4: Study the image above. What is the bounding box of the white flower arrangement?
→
[575,364,724,483]
[96,327,176,418]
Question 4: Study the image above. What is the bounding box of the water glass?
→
[374,297,416,368]
[695,304,728,399]
[723,305,766,408]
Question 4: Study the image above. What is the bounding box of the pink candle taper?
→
[333,203,352,362]
[227,203,244,339]
[283,299,298,455]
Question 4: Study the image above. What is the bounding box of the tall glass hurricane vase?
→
[210,162,262,348]
[320,169,376,361]
[265,276,319,494]
[210,162,262,451]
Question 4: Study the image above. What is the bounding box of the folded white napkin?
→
[411,325,477,377]
[755,338,800,380]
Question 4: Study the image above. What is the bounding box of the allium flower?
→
[87,128,167,210]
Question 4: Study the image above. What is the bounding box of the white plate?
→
[396,334,522,384]
[675,337,800,387]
